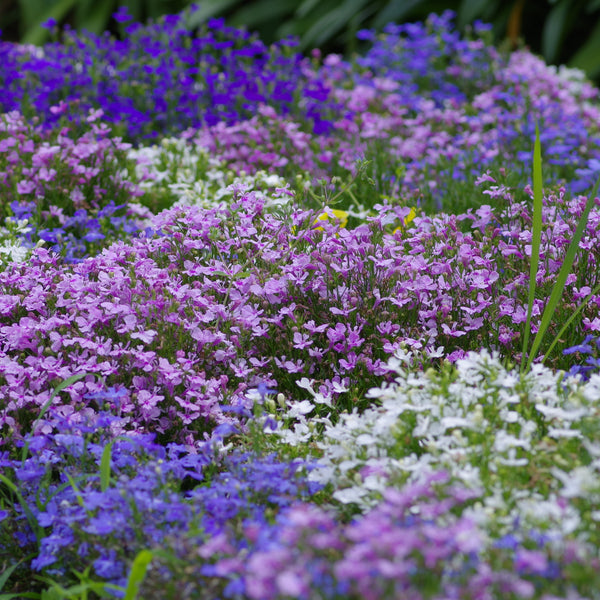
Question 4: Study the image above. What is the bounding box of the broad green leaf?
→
[229,0,297,30]
[78,1,117,35]
[21,0,79,45]
[542,0,570,64]
[302,0,371,49]
[185,0,241,28]
[372,0,430,30]
[297,0,322,19]
[568,19,600,79]
[457,0,499,27]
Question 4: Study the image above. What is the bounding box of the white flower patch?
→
[551,466,600,499]
[268,349,600,545]
[127,137,292,213]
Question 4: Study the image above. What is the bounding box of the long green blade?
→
[0,474,43,544]
[542,279,600,364]
[99,441,114,493]
[521,124,544,372]
[0,554,36,592]
[123,550,153,600]
[526,175,600,371]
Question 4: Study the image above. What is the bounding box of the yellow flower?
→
[393,207,417,234]
[313,208,349,230]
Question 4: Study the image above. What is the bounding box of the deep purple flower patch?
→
[0,10,338,144]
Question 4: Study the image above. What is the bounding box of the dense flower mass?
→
[0,8,338,142]
[1,7,600,600]
[0,109,150,262]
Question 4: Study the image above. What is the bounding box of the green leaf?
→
[568,19,600,79]
[122,550,153,600]
[78,1,117,35]
[543,279,600,364]
[65,472,86,509]
[372,0,430,29]
[0,562,20,592]
[21,0,79,45]
[302,0,371,49]
[229,0,297,29]
[185,0,242,29]
[40,583,68,600]
[0,554,36,593]
[542,0,570,64]
[296,0,322,19]
[521,124,543,373]
[0,473,44,544]
[457,0,497,27]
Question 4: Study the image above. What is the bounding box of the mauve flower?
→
[16,180,36,194]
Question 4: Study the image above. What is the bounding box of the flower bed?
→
[1,8,600,599]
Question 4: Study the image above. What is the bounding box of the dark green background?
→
[1,0,600,83]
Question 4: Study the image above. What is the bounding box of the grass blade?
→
[0,554,36,592]
[122,550,153,600]
[521,124,544,372]
[0,474,44,546]
[99,441,113,493]
[542,279,600,365]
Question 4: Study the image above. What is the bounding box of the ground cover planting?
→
[1,6,600,599]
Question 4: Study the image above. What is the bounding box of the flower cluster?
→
[0,109,150,262]
[0,405,319,594]
[2,180,600,445]
[125,133,291,215]
[172,471,598,599]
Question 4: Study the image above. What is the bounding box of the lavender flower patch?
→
[0,109,151,263]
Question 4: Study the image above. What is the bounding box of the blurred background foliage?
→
[0,0,600,83]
